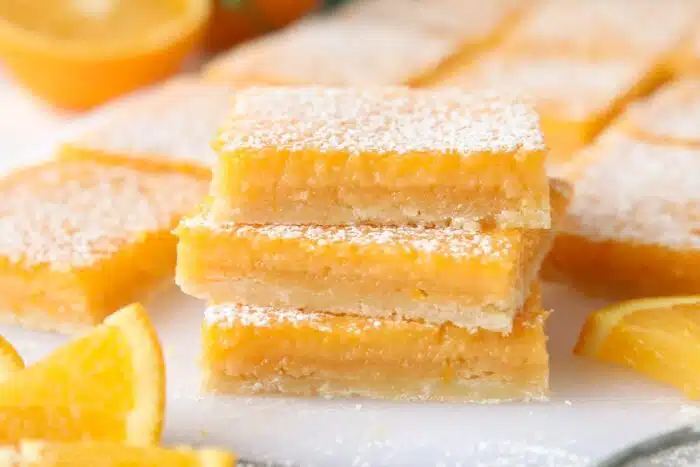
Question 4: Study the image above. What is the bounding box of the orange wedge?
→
[575,296,700,399]
[0,441,235,466]
[0,0,210,110]
[0,303,165,444]
[0,337,23,381]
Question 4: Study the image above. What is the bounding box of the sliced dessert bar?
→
[176,207,561,332]
[58,78,236,178]
[0,159,206,332]
[437,53,664,162]
[544,134,700,298]
[201,284,549,402]
[334,0,533,85]
[502,0,698,60]
[211,87,549,229]
[203,18,455,86]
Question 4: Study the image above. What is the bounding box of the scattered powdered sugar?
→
[0,160,205,270]
[677,405,700,424]
[445,54,651,120]
[564,135,700,248]
[69,78,235,167]
[217,87,544,156]
[469,441,590,467]
[623,78,700,143]
[207,18,456,86]
[511,0,697,55]
[183,213,517,259]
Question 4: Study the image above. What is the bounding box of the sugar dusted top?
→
[68,79,235,167]
[206,303,331,330]
[206,18,455,86]
[565,136,700,249]
[205,300,545,332]
[216,87,544,156]
[623,78,700,143]
[444,55,651,120]
[0,160,205,270]
[337,0,525,44]
[510,0,697,55]
[183,212,518,260]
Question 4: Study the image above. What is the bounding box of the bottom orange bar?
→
[202,285,548,403]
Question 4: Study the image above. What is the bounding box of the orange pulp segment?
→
[575,296,700,399]
[1,440,235,466]
[0,336,23,381]
[0,0,210,110]
[0,303,164,444]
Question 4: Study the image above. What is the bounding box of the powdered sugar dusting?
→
[68,78,235,167]
[218,87,544,156]
[510,0,697,55]
[207,18,456,86]
[444,54,651,120]
[337,0,525,44]
[183,213,516,260]
[564,136,700,248]
[0,160,205,271]
[206,303,329,329]
[623,78,700,144]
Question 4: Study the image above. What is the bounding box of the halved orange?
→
[0,441,235,466]
[575,296,700,399]
[0,0,210,110]
[0,336,23,381]
[0,303,165,444]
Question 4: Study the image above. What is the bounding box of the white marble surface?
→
[0,76,697,467]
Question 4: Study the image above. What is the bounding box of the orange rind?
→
[0,303,165,444]
[575,296,700,399]
[0,0,210,110]
[0,440,235,467]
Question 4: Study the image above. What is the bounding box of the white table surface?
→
[0,76,698,467]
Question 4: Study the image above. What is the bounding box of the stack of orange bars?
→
[175,87,564,402]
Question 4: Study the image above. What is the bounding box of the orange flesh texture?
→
[15,441,235,466]
[0,1,188,44]
[0,305,164,444]
[576,297,700,399]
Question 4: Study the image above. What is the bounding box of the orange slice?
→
[1,441,235,466]
[0,303,165,444]
[575,296,700,399]
[0,0,210,110]
[0,337,23,381]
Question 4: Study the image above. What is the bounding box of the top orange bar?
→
[211,87,550,229]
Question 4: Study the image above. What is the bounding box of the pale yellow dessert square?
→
[211,87,550,229]
[201,284,549,403]
[0,159,206,332]
[437,52,664,162]
[58,78,236,178]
